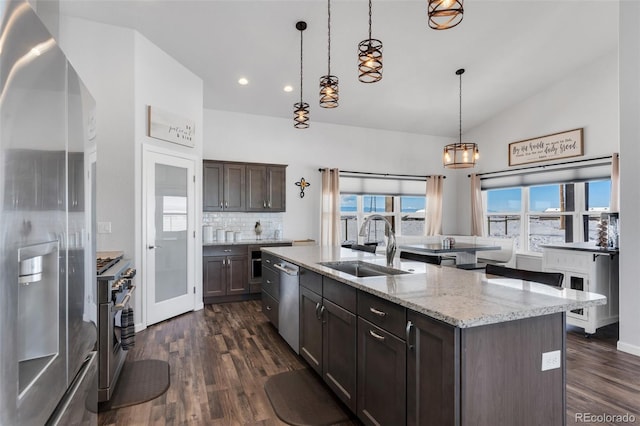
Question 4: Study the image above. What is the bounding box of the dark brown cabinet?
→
[202,246,248,303]
[246,164,286,212]
[299,275,357,412]
[357,317,407,426]
[406,311,459,426]
[203,161,245,211]
[204,160,286,212]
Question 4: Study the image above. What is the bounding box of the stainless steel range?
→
[96,256,136,403]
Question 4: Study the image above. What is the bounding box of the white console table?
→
[542,243,619,334]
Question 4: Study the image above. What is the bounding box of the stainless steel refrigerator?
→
[0,0,98,424]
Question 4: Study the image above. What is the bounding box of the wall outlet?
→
[541,350,561,371]
[97,222,112,234]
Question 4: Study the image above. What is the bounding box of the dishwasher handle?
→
[273,263,299,276]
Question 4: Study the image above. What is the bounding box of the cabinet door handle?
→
[268,201,272,208]
[315,302,321,320]
[319,305,326,323]
[266,279,272,284]
[222,258,226,265]
[223,249,232,252]
[263,200,266,208]
[369,329,386,341]
[369,306,387,317]
[406,321,414,350]
[266,305,272,311]
[265,259,271,264]
[225,201,228,208]
[220,201,223,208]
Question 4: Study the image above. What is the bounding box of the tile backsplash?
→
[202,212,283,240]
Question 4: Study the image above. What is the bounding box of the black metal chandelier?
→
[294,21,310,129]
[320,0,339,108]
[443,68,479,169]
[428,0,464,30]
[358,0,382,83]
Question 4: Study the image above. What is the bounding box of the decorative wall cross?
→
[295,177,310,198]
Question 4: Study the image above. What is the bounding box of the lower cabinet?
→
[357,317,406,426]
[299,277,357,412]
[203,251,248,302]
[406,311,459,426]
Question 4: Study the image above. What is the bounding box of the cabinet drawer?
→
[262,291,279,327]
[358,291,407,338]
[323,277,356,313]
[203,245,246,257]
[262,252,282,269]
[300,268,322,295]
[262,266,280,300]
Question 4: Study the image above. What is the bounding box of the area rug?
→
[264,368,350,426]
[100,359,170,411]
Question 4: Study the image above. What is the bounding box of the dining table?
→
[398,242,500,269]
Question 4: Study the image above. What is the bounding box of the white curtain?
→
[425,175,444,236]
[470,173,485,236]
[320,168,341,246]
[611,152,620,211]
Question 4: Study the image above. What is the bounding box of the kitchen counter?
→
[541,241,619,254]
[203,239,292,246]
[262,245,606,328]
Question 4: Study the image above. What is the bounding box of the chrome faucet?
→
[359,214,396,266]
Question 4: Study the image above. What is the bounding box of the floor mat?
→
[99,359,170,411]
[264,368,350,426]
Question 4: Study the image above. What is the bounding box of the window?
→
[340,194,426,245]
[484,179,610,253]
[162,196,187,232]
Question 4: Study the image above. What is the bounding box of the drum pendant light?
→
[428,0,464,30]
[443,68,479,168]
[358,0,383,83]
[320,0,339,108]
[294,21,310,129]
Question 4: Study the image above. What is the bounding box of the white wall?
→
[203,110,458,241]
[618,0,640,356]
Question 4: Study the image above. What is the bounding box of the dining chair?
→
[399,251,442,265]
[350,244,377,253]
[485,263,564,287]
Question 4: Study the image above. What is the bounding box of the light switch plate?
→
[541,350,561,371]
[97,222,112,234]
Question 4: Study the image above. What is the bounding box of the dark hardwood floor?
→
[98,302,640,425]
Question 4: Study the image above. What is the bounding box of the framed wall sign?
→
[508,128,583,166]
[147,105,195,148]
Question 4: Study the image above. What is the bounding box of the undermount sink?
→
[318,260,409,278]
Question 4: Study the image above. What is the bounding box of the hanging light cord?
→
[299,28,304,103]
[458,71,462,144]
[327,0,331,75]
[368,0,373,41]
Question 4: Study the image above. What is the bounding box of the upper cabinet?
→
[203,161,246,211]
[204,160,286,212]
[246,165,286,212]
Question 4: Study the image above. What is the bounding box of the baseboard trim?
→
[617,340,640,357]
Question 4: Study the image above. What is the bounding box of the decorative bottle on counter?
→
[255,221,263,240]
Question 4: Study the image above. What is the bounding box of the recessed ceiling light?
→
[283,85,293,92]
[238,77,249,86]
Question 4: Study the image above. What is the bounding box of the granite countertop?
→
[203,239,293,246]
[541,242,619,254]
[262,245,607,329]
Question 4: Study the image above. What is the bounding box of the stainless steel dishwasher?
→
[272,261,300,353]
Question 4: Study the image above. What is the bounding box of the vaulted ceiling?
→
[59,0,619,137]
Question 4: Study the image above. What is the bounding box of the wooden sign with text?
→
[147,105,195,148]
[508,128,583,166]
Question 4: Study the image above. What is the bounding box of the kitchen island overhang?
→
[262,245,607,426]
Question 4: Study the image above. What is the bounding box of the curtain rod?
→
[317,169,445,179]
[467,155,613,178]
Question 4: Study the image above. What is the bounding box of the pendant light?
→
[428,0,464,30]
[320,0,339,108]
[358,0,382,83]
[294,21,310,129]
[443,68,479,169]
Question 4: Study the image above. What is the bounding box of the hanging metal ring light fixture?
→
[294,21,310,129]
[443,68,479,168]
[358,0,383,83]
[320,0,339,108]
[428,0,464,30]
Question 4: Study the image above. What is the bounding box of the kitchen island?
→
[262,245,606,426]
